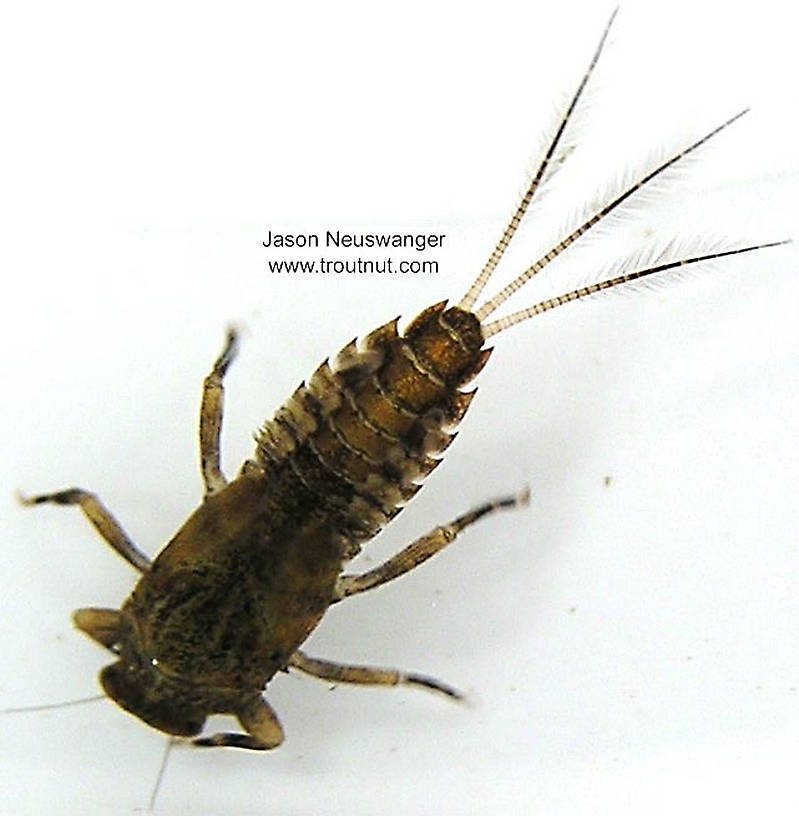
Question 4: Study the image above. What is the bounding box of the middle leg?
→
[289,650,463,699]
[18,488,151,573]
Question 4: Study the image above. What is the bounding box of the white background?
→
[1,0,797,813]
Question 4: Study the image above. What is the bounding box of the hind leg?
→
[333,487,529,601]
[199,328,239,496]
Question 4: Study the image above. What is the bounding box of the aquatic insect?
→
[19,9,786,755]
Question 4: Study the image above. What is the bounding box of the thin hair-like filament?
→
[482,240,791,338]
[458,7,618,312]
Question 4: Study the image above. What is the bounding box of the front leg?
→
[73,607,123,652]
[193,695,284,750]
[199,328,239,496]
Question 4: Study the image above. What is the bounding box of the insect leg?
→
[193,695,284,750]
[333,487,530,601]
[73,607,123,652]
[18,488,151,573]
[289,650,463,699]
[199,327,239,496]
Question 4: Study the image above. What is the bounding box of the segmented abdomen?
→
[254,302,491,557]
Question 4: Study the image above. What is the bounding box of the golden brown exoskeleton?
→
[21,9,787,750]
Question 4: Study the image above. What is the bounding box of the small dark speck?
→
[686,655,693,661]
[568,606,577,614]
[604,475,612,487]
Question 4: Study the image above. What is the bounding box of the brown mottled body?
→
[255,304,488,557]
[38,305,496,747]
[21,7,786,754]
[137,306,486,738]
[108,472,345,737]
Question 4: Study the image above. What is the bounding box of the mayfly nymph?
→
[21,8,786,753]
